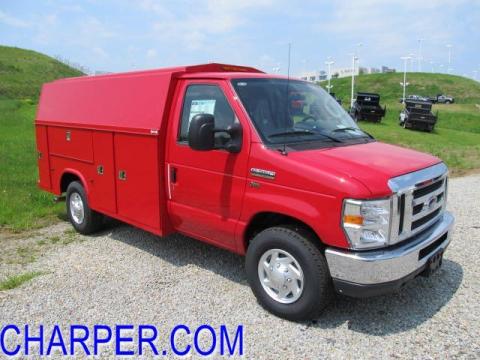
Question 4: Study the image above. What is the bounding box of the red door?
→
[166,80,250,250]
[35,125,51,190]
[90,131,116,214]
[114,133,161,231]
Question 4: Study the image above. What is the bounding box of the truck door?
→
[90,131,116,214]
[166,80,249,249]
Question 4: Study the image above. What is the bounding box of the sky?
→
[1,0,479,78]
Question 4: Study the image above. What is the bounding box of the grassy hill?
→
[321,72,480,104]
[320,72,480,175]
[0,46,83,231]
[0,46,83,100]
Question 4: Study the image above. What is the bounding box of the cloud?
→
[146,48,157,59]
[92,46,109,59]
[148,0,274,51]
[80,16,116,39]
[309,0,473,68]
[0,10,30,28]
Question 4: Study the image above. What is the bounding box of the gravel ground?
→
[0,174,479,359]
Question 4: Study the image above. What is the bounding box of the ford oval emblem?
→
[424,196,436,211]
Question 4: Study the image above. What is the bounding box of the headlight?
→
[342,198,392,250]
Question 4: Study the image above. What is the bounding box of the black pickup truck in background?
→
[349,92,386,122]
[399,100,438,132]
[428,94,454,104]
[399,94,430,103]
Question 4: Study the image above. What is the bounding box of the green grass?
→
[0,271,43,291]
[322,72,480,104]
[0,45,83,100]
[0,99,64,231]
[320,72,480,175]
[0,45,82,232]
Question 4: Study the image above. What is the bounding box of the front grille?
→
[413,178,444,198]
[412,207,441,230]
[388,163,448,246]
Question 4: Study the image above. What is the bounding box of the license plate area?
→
[422,249,444,277]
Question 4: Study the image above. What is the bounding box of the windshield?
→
[231,78,370,146]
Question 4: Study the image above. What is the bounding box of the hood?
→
[286,141,441,196]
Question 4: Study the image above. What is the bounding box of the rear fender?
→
[58,169,90,197]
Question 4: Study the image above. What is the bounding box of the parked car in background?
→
[350,92,386,122]
[428,94,454,104]
[399,94,430,103]
[399,100,438,131]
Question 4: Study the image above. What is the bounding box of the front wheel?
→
[66,181,104,235]
[246,226,333,321]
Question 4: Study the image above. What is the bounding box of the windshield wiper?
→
[332,127,374,139]
[269,129,342,143]
[269,129,316,137]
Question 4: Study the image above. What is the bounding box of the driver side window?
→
[178,84,236,142]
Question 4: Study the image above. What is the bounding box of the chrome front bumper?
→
[325,212,454,296]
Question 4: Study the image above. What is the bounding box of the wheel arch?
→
[59,169,89,195]
[242,211,323,253]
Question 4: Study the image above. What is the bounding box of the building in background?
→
[381,66,396,73]
[299,70,327,82]
[299,65,394,82]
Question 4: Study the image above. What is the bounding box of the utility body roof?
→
[35,63,274,134]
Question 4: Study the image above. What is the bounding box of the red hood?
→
[287,142,441,196]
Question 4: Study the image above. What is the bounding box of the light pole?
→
[430,60,435,73]
[350,54,358,108]
[356,43,363,71]
[408,53,415,72]
[325,59,334,94]
[446,44,453,74]
[400,56,411,103]
[417,38,425,72]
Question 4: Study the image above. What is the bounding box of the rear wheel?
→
[66,181,104,234]
[246,226,333,321]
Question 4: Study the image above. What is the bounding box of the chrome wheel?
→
[258,249,304,304]
[69,192,85,224]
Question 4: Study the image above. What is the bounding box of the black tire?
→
[66,181,104,235]
[245,226,333,321]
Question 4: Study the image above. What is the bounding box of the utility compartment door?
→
[114,133,161,230]
[35,125,51,190]
[90,131,117,214]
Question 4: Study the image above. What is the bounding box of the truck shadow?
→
[312,258,463,335]
[103,223,463,336]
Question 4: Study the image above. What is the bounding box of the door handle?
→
[170,167,177,184]
[118,170,127,181]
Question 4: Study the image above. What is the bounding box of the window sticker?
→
[189,99,216,122]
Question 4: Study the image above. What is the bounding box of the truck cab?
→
[35,64,454,321]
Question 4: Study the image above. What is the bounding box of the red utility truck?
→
[36,64,454,320]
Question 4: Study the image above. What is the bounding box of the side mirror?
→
[188,114,215,151]
[223,122,242,153]
[188,113,243,153]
